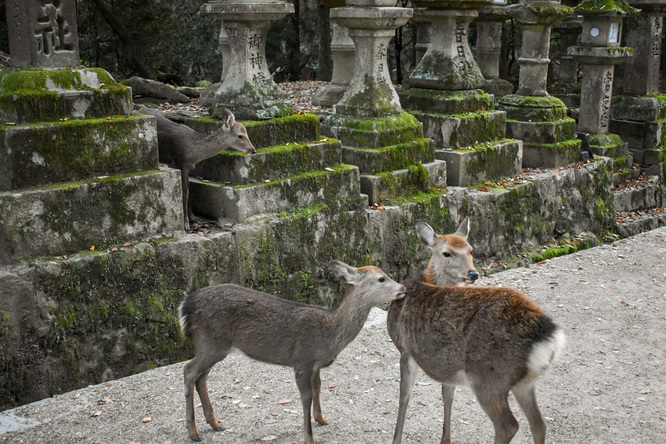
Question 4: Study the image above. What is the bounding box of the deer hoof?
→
[315,415,328,425]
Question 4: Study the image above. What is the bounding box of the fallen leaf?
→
[123,241,133,247]
[142,417,152,423]
[278,399,294,405]
[90,245,95,251]
[91,411,102,417]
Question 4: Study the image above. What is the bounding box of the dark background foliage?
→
[0,1,530,88]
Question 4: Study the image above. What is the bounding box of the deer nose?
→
[468,271,479,282]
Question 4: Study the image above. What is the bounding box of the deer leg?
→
[392,353,419,444]
[196,369,224,432]
[311,368,328,425]
[512,382,546,444]
[183,349,228,441]
[295,367,316,444]
[475,389,519,444]
[440,384,456,444]
[180,167,192,231]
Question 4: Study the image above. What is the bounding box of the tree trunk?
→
[89,0,153,79]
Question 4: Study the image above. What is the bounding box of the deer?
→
[387,219,566,444]
[178,260,407,443]
[139,107,256,231]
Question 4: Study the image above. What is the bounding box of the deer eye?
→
[378,277,386,283]
[443,252,452,258]
[237,134,243,139]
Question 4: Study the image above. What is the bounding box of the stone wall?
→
[0,158,614,410]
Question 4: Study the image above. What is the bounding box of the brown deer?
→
[139,107,255,230]
[387,219,565,444]
[179,260,406,443]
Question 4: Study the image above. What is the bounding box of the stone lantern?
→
[569,0,636,138]
[201,0,295,120]
[497,1,582,168]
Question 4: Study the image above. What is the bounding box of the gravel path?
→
[1,227,665,444]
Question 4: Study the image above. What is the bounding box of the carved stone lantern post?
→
[312,21,356,107]
[201,0,295,120]
[476,0,514,96]
[569,0,635,138]
[497,1,582,168]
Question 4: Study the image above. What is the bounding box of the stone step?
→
[435,139,523,186]
[412,110,507,149]
[0,68,132,124]
[399,88,494,115]
[505,117,577,145]
[321,112,424,149]
[0,168,183,265]
[189,164,362,222]
[360,160,447,206]
[192,138,342,185]
[614,208,666,237]
[181,113,321,150]
[522,139,582,169]
[613,176,663,213]
[1,115,158,192]
[341,138,434,174]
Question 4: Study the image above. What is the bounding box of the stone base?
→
[312,83,349,107]
[436,139,523,186]
[189,164,362,222]
[522,139,583,169]
[498,94,570,121]
[0,169,183,265]
[611,95,666,122]
[0,68,132,124]
[412,110,507,149]
[399,88,494,115]
[505,117,577,145]
[1,115,158,192]
[613,175,663,213]
[483,78,514,98]
[321,112,424,149]
[341,138,434,174]
[360,160,446,205]
[210,86,294,121]
[609,119,666,168]
[587,133,628,160]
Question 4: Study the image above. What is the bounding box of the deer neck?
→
[329,287,374,348]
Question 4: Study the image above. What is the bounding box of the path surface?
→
[1,227,665,443]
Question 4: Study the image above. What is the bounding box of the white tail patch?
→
[527,328,566,377]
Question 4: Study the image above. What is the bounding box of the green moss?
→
[500,94,567,109]
[574,0,639,16]
[342,138,433,174]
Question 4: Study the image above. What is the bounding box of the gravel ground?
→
[1,227,665,444]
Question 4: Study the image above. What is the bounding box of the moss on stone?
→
[574,0,639,16]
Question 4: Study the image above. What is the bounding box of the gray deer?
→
[387,219,565,444]
[139,107,255,230]
[179,260,406,443]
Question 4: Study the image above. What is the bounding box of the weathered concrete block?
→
[321,112,423,149]
[193,139,342,185]
[506,118,577,144]
[522,139,582,169]
[341,138,435,174]
[611,95,666,122]
[436,139,523,186]
[0,116,158,192]
[413,110,507,148]
[399,88,494,115]
[613,175,662,212]
[190,164,362,222]
[498,95,570,122]
[0,169,183,265]
[360,160,446,205]
[0,69,132,124]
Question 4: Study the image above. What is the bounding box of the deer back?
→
[389,281,562,386]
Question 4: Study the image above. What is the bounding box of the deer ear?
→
[328,260,361,285]
[222,108,235,130]
[415,221,438,248]
[455,216,470,239]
